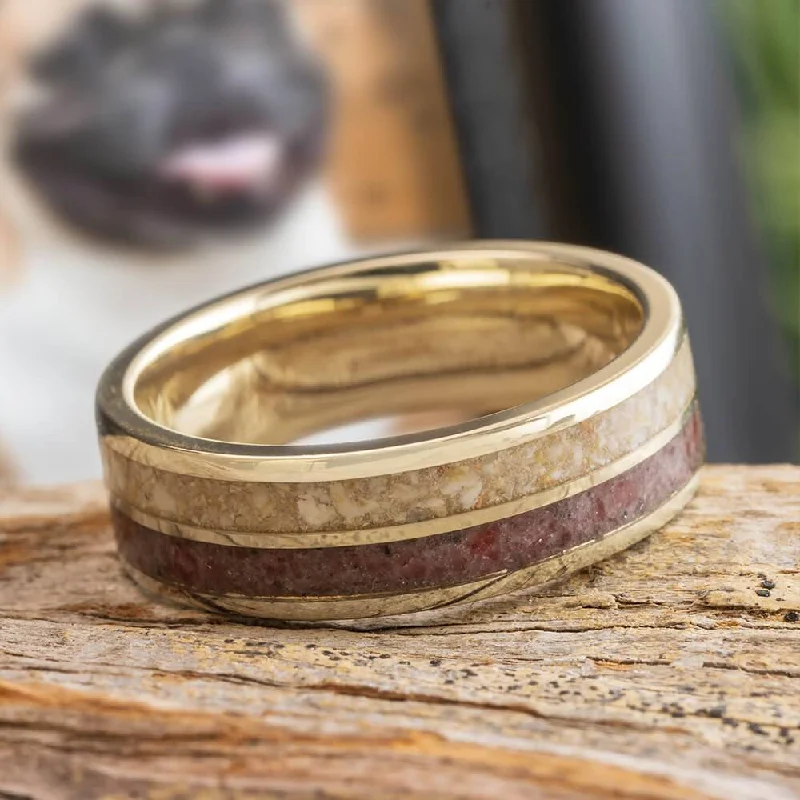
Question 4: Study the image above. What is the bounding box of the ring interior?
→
[130,254,645,446]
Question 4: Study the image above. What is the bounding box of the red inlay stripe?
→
[114,406,704,598]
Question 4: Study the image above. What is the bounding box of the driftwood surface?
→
[0,466,798,799]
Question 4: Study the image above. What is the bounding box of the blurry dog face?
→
[2,0,329,250]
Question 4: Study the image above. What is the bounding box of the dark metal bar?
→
[432,0,799,462]
[430,0,544,239]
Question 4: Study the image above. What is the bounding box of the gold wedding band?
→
[96,242,704,620]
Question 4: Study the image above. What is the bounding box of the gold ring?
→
[96,242,704,621]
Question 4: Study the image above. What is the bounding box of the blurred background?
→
[0,0,797,485]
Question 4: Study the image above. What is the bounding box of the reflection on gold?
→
[133,260,643,446]
[98,242,683,483]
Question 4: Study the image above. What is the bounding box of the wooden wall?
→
[294,0,471,242]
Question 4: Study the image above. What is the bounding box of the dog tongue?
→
[161,134,283,193]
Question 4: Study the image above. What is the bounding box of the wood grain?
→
[294,0,471,242]
[0,466,798,799]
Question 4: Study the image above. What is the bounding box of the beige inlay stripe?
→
[111,399,696,549]
[102,339,695,534]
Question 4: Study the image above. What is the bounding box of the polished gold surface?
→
[120,475,700,621]
[97,242,683,483]
[137,273,637,445]
[101,242,698,621]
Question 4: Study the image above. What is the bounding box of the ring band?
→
[96,242,704,620]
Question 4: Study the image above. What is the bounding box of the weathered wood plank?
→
[0,466,798,799]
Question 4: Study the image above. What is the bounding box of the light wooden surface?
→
[295,0,471,242]
[0,466,798,799]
